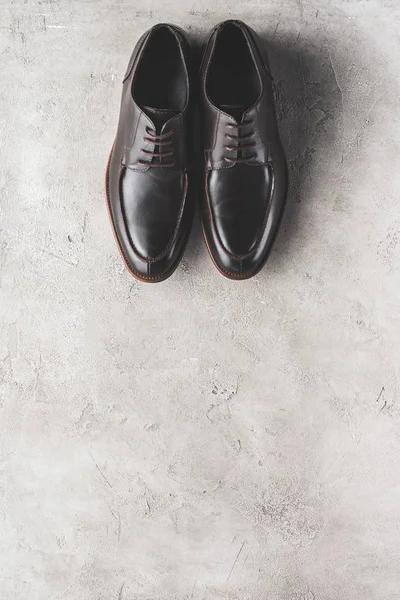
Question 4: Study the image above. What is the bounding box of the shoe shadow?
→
[180,38,208,274]
[185,33,344,275]
[258,32,343,270]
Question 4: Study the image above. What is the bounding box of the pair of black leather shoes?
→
[106,20,288,282]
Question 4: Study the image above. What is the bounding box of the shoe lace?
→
[223,119,256,164]
[138,127,175,168]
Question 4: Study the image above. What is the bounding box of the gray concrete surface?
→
[1,0,400,598]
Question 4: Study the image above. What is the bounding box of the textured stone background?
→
[1,1,400,599]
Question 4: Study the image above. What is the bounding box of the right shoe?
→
[199,20,288,280]
[106,24,195,282]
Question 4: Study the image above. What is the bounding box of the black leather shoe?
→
[106,24,194,282]
[199,20,288,280]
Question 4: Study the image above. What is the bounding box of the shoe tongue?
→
[143,106,178,131]
[219,104,246,123]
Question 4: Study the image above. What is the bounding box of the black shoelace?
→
[138,127,175,168]
[224,119,256,163]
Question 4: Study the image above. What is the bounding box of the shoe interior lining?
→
[206,24,261,115]
[133,28,187,111]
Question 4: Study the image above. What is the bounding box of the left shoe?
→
[199,20,288,280]
[106,24,195,283]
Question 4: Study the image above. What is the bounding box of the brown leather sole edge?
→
[105,145,188,283]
